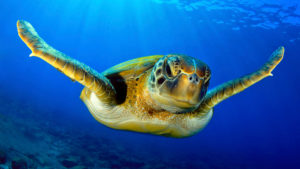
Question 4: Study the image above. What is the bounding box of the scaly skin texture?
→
[17,20,117,106]
[80,70,213,138]
[17,20,284,138]
[197,47,284,113]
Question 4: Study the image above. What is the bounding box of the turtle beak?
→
[161,73,204,107]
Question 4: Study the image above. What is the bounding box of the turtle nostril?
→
[189,74,200,84]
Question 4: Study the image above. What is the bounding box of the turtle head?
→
[148,54,211,113]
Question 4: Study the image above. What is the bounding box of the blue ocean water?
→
[0,0,299,168]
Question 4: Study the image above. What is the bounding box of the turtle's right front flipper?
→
[197,46,284,113]
[17,20,117,106]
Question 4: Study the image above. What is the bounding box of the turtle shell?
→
[80,54,213,138]
[102,55,163,78]
[101,55,163,104]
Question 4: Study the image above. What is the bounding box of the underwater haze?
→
[0,0,299,168]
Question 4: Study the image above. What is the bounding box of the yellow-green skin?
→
[81,55,213,137]
[17,20,284,138]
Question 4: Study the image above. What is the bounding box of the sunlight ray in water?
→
[0,0,299,168]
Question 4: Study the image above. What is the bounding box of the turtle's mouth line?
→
[174,98,197,106]
[161,95,196,107]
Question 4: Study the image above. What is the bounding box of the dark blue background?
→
[0,0,299,168]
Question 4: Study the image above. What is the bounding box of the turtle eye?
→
[204,67,211,83]
[165,57,181,79]
[165,61,181,79]
[165,63,172,77]
[204,75,211,84]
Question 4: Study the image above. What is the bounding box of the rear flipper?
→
[198,47,284,112]
[17,20,117,106]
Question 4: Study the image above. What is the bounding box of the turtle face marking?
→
[148,54,211,113]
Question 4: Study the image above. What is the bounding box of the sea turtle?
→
[17,20,284,138]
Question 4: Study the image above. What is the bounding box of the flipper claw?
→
[263,46,284,75]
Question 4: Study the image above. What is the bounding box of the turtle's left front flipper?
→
[198,47,284,112]
[17,20,117,106]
